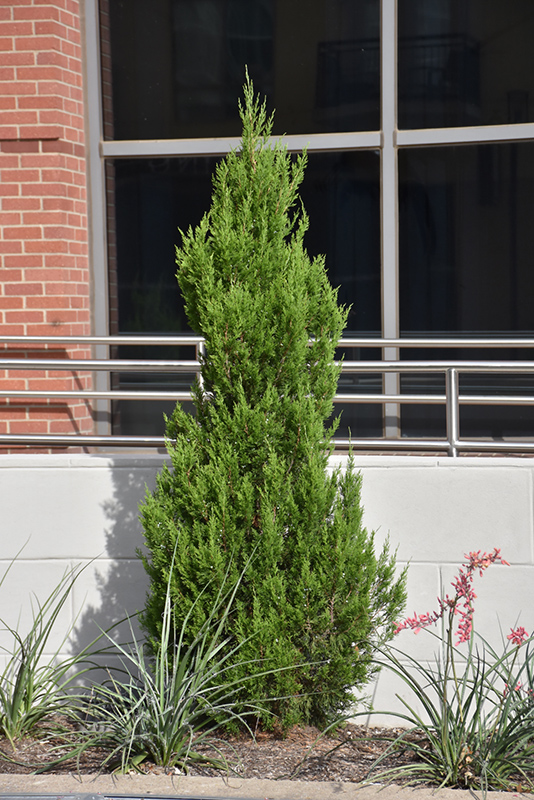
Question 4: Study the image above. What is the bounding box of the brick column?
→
[0,0,93,447]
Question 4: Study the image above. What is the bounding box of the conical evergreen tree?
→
[139,78,406,727]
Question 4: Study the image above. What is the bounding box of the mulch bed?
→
[0,723,419,782]
[190,724,421,783]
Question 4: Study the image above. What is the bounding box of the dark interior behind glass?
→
[106,0,380,139]
[399,141,534,439]
[398,0,534,129]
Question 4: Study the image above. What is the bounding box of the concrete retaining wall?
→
[1,453,533,721]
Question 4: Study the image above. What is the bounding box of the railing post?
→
[197,340,205,394]
[445,368,459,457]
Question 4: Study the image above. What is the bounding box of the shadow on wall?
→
[69,456,166,664]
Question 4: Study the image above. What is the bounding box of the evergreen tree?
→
[139,77,407,727]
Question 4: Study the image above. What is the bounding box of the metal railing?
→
[2,334,534,455]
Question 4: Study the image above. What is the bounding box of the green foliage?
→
[139,76,407,728]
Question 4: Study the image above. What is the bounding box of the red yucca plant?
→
[367,549,534,793]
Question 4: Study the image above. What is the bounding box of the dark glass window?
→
[399,141,534,439]
[105,0,380,139]
[398,0,534,129]
[111,152,380,335]
[301,151,381,334]
[101,0,534,444]
[110,157,215,335]
[399,142,534,335]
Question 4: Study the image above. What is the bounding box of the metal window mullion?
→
[381,0,399,438]
[397,122,534,148]
[100,131,382,159]
[83,0,111,437]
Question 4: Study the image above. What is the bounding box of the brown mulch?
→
[190,724,420,783]
[0,723,418,782]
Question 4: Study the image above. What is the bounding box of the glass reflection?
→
[103,0,380,139]
[398,0,534,129]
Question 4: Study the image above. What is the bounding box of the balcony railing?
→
[2,335,534,456]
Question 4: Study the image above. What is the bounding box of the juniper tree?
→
[139,78,406,727]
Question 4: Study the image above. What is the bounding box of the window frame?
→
[83,0,534,439]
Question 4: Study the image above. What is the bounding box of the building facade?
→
[1,0,534,718]
[0,0,92,441]
[3,0,534,444]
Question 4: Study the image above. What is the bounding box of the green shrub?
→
[139,76,407,728]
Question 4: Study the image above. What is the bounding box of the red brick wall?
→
[0,0,93,446]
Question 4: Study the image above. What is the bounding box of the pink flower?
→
[456,617,473,644]
[394,610,440,635]
[508,626,529,646]
[394,548,510,644]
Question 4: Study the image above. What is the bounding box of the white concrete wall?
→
[0,453,533,722]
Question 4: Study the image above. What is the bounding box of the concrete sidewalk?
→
[0,773,529,799]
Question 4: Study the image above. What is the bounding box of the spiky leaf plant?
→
[78,556,266,774]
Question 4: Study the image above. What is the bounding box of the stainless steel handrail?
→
[0,358,200,372]
[2,335,534,454]
[0,335,204,345]
[339,337,534,348]
[2,334,534,346]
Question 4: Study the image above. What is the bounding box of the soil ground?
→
[0,722,532,797]
[0,723,412,782]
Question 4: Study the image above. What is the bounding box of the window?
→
[87,0,534,440]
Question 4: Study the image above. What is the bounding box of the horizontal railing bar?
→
[335,438,534,452]
[5,391,534,406]
[0,434,167,446]
[0,433,500,451]
[335,394,534,405]
[339,337,534,348]
[455,440,534,452]
[0,391,445,404]
[341,360,534,373]
[334,438,449,449]
[2,335,534,348]
[336,393,441,403]
[0,431,533,452]
[0,335,204,346]
[2,390,194,401]
[0,390,443,404]
[6,358,534,374]
[0,359,200,372]
[459,395,534,406]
